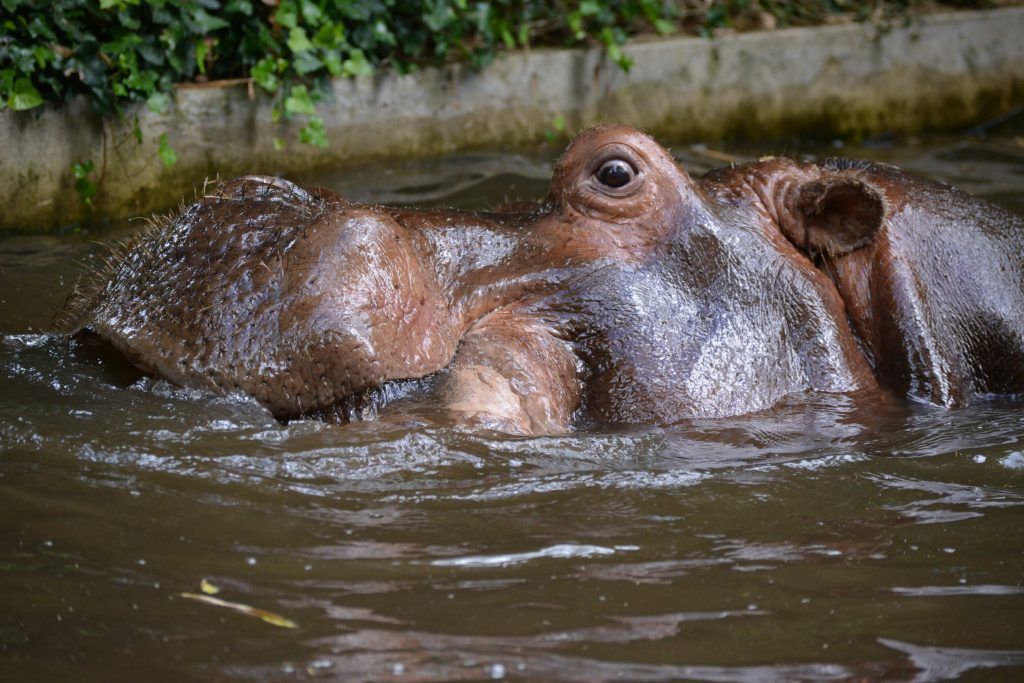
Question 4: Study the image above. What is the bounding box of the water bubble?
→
[489,663,506,679]
[390,662,405,675]
[246,557,258,566]
[972,454,987,463]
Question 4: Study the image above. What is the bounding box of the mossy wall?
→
[2,7,1023,234]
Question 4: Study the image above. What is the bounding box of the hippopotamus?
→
[58,125,1024,434]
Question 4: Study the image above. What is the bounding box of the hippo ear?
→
[786,176,886,255]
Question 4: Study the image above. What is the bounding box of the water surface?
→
[2,131,1023,682]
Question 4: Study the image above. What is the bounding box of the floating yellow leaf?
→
[199,578,220,595]
[180,592,298,629]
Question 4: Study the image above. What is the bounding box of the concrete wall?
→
[2,7,1023,233]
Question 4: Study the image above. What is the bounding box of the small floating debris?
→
[199,577,220,595]
[180,592,297,629]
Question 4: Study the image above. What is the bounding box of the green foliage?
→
[7,75,42,110]
[72,160,98,207]
[0,1,681,121]
[157,132,177,168]
[0,0,997,185]
[299,116,327,148]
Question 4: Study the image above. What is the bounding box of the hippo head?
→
[58,127,698,424]
[60,126,1024,433]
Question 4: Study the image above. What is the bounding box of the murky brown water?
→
[2,131,1024,682]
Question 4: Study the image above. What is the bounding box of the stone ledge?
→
[2,7,1023,233]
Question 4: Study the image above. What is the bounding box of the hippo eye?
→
[596,159,635,188]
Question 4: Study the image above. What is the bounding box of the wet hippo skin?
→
[58,126,1024,434]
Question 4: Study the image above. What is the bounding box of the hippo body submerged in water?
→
[60,126,1024,434]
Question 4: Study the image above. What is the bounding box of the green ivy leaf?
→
[371,20,395,47]
[341,49,372,78]
[187,8,229,33]
[599,27,633,73]
[0,69,15,107]
[299,0,323,26]
[275,2,299,30]
[566,12,584,41]
[298,116,327,148]
[322,54,343,76]
[312,22,346,50]
[287,27,313,53]
[32,45,55,69]
[146,91,170,113]
[251,57,285,93]
[72,160,98,207]
[8,77,43,111]
[225,0,253,15]
[158,133,178,168]
[117,8,141,30]
[284,84,315,116]
[72,160,94,178]
[195,39,214,75]
[291,50,322,76]
[653,18,674,35]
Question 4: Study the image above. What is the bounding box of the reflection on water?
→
[2,132,1024,681]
